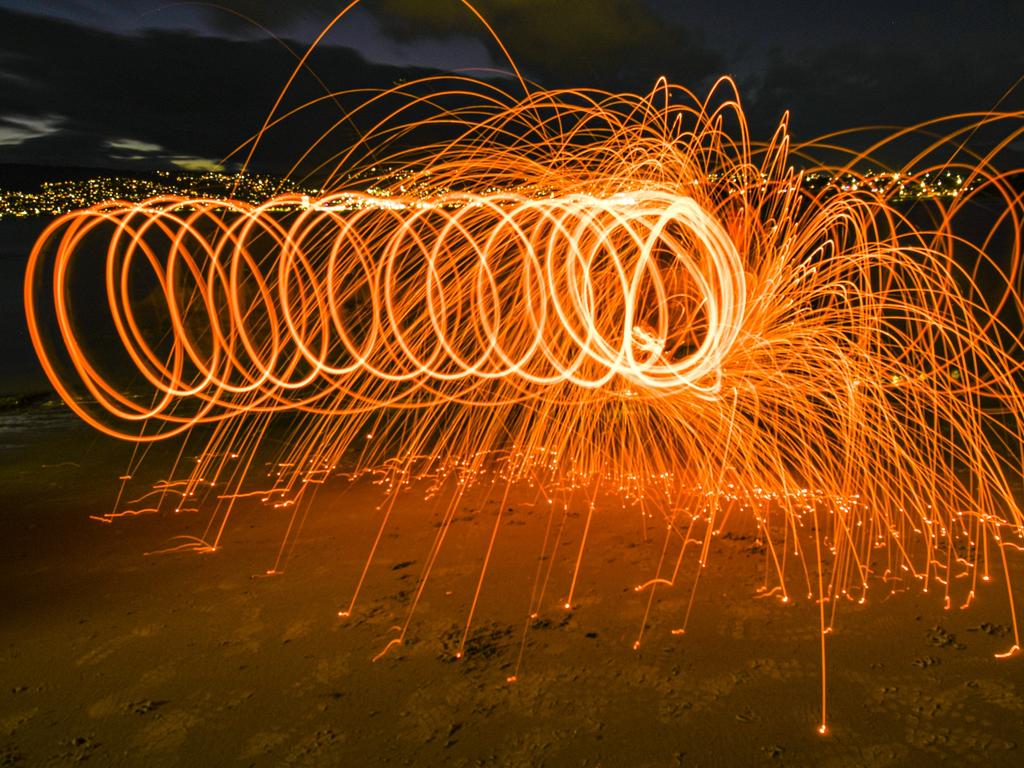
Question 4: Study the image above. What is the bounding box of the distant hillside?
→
[0,163,161,193]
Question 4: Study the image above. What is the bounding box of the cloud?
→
[0,69,33,87]
[197,0,721,90]
[0,113,63,146]
[0,7,449,172]
[106,137,163,153]
[2,3,1017,173]
[388,0,720,88]
[170,156,224,172]
[193,0,343,32]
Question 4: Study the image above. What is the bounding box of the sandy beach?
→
[2,402,1023,767]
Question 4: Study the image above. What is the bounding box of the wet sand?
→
[1,404,1023,767]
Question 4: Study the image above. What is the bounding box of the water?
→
[0,217,49,394]
[0,402,85,452]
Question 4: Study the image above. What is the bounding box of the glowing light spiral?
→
[27,188,748,431]
[24,67,1024,733]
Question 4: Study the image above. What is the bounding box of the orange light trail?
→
[22,67,1024,734]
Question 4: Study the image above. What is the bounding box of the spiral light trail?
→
[24,63,1024,732]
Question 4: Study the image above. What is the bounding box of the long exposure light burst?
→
[23,47,1024,732]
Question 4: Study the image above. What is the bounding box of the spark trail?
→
[24,59,1024,733]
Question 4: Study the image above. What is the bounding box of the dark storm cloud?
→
[0,1,1021,172]
[362,0,721,88]
[0,7,445,172]
[197,0,354,31]
[0,2,721,173]
[200,0,722,90]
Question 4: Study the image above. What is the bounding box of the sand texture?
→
[2,405,1023,767]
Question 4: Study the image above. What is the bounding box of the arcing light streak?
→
[24,70,1024,734]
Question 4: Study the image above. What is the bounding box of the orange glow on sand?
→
[22,5,1024,735]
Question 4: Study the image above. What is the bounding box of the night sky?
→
[0,0,1021,172]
